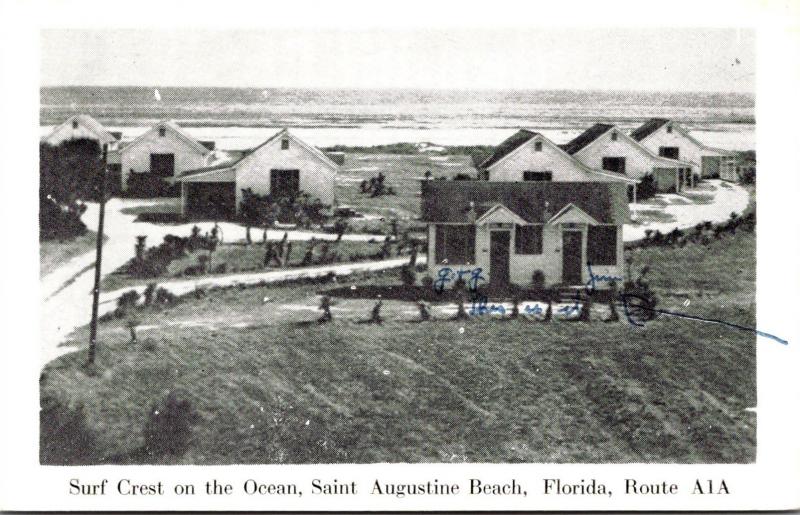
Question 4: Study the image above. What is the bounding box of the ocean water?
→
[40,86,756,150]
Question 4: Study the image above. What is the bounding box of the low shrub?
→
[142,391,200,458]
[40,394,98,464]
[155,287,177,305]
[115,289,141,316]
[636,174,658,202]
[531,270,546,290]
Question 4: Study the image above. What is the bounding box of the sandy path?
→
[624,180,749,242]
[40,198,408,365]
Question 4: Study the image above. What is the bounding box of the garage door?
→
[185,182,237,220]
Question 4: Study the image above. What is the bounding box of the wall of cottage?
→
[426,223,624,291]
[636,123,723,166]
[487,138,593,181]
[235,136,336,211]
[120,127,207,190]
[572,131,662,181]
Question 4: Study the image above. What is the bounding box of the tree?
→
[39,139,104,241]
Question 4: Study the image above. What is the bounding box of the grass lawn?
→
[40,231,101,277]
[42,228,756,465]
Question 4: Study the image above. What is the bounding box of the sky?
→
[40,28,755,93]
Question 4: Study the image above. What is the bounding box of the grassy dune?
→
[41,230,756,464]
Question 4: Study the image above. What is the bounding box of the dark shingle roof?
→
[561,123,614,155]
[421,181,629,224]
[479,129,539,169]
[630,118,669,142]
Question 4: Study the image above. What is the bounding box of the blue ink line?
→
[620,294,788,345]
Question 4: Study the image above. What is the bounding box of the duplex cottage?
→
[630,118,737,179]
[561,123,696,197]
[420,180,630,289]
[479,129,637,188]
[120,120,212,194]
[174,129,340,218]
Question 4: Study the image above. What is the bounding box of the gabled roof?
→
[630,118,670,142]
[561,123,614,155]
[563,122,696,168]
[421,180,629,225]
[479,129,540,169]
[176,128,340,181]
[479,128,635,183]
[629,118,732,157]
[43,114,118,145]
[547,203,600,225]
[122,120,210,155]
[475,204,529,225]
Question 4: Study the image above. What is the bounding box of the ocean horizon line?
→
[40,84,755,97]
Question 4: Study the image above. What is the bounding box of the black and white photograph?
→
[37,26,760,465]
[2,0,799,511]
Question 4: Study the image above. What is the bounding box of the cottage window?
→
[610,131,617,141]
[72,120,79,129]
[523,171,552,181]
[534,141,543,152]
[435,225,475,265]
[587,225,617,266]
[515,225,543,254]
[158,127,166,137]
[281,138,290,150]
[666,125,673,133]
[602,157,626,174]
[659,146,680,159]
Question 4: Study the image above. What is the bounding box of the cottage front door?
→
[562,230,582,285]
[489,230,511,288]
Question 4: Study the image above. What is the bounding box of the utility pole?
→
[86,145,108,366]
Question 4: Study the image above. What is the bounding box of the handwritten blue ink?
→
[470,295,506,316]
[433,267,486,293]
[524,304,544,315]
[620,293,788,345]
[585,262,622,293]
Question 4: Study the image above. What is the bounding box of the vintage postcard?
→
[1,0,799,511]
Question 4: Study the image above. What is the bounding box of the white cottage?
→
[630,118,737,179]
[562,123,696,196]
[120,121,211,193]
[421,180,630,289]
[42,114,120,149]
[174,129,340,218]
[479,129,637,188]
